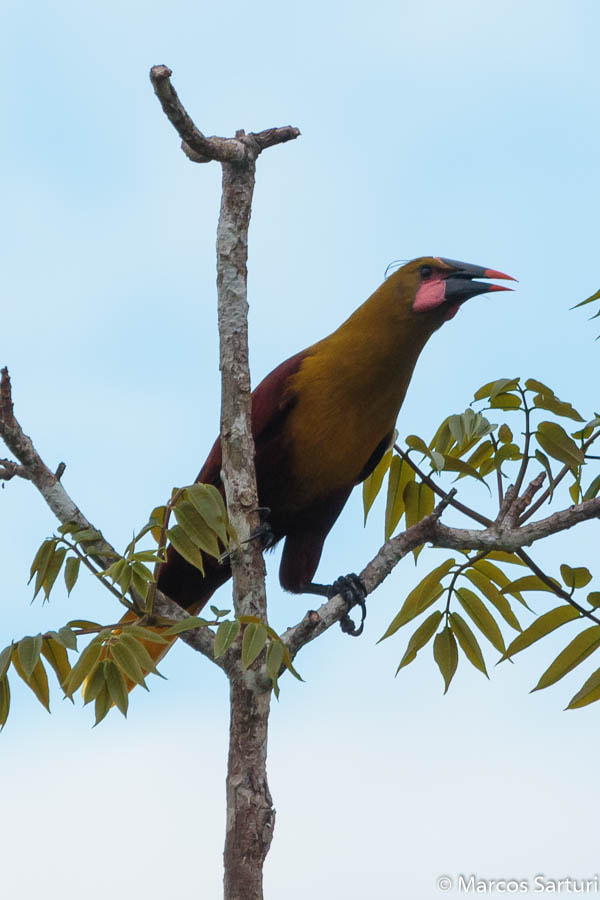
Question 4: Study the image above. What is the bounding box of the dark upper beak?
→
[438,257,517,305]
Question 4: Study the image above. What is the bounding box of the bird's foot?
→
[328,573,367,637]
[246,507,276,551]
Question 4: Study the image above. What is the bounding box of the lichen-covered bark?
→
[223,677,274,900]
[216,159,272,899]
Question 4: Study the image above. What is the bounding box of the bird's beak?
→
[438,257,517,305]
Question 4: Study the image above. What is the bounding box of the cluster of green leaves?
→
[211,614,302,697]
[362,376,600,709]
[1,483,238,729]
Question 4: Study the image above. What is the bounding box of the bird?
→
[100,256,514,696]
[156,256,514,624]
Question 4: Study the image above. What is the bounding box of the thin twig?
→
[520,427,600,524]
[517,548,600,625]
[394,444,493,527]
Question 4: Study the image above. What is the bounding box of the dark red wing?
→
[196,349,307,487]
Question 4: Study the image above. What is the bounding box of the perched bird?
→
[157,256,514,627]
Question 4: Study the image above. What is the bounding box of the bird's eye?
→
[420,265,433,280]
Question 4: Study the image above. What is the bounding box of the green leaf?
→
[42,546,68,600]
[71,528,102,544]
[532,626,600,692]
[266,639,285,681]
[122,624,169,644]
[433,627,459,694]
[31,540,57,599]
[462,440,494,475]
[501,575,561,595]
[463,569,521,631]
[185,483,230,546]
[566,668,600,709]
[29,538,55,583]
[57,521,79,536]
[378,558,455,640]
[449,612,488,676]
[536,421,584,470]
[524,378,554,396]
[583,474,600,501]
[116,563,133,597]
[384,457,414,539]
[162,616,210,636]
[12,651,50,712]
[149,505,167,543]
[214,620,241,658]
[241,623,268,669]
[571,287,600,309]
[166,525,205,574]
[174,501,221,558]
[57,626,78,651]
[429,418,453,455]
[406,434,435,460]
[482,551,526,567]
[395,611,443,673]
[560,564,592,589]
[535,450,554,500]
[489,393,521,410]
[501,605,580,660]
[280,645,303,682]
[41,637,71,688]
[71,528,102,543]
[0,675,10,729]
[93,684,112,727]
[0,645,12,679]
[362,448,393,523]
[472,560,527,607]
[587,592,600,608]
[82,663,106,705]
[532,393,584,422]
[404,481,435,561]
[118,633,164,676]
[498,424,513,444]
[440,454,489,485]
[103,659,129,716]
[18,635,43,679]
[495,443,522,465]
[456,588,505,654]
[212,606,231,618]
[474,378,519,402]
[110,640,148,690]
[64,556,81,596]
[63,639,104,697]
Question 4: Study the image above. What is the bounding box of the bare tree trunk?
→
[224,677,274,900]
[217,157,272,899]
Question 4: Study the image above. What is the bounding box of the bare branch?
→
[282,493,455,658]
[282,494,600,658]
[0,458,30,481]
[0,368,222,666]
[149,65,299,164]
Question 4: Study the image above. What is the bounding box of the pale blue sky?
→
[2,1,600,897]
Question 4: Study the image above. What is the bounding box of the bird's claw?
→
[247,507,276,551]
[328,573,367,637]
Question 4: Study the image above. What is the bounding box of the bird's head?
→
[389,256,516,327]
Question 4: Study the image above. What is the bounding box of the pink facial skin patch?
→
[412,273,446,313]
